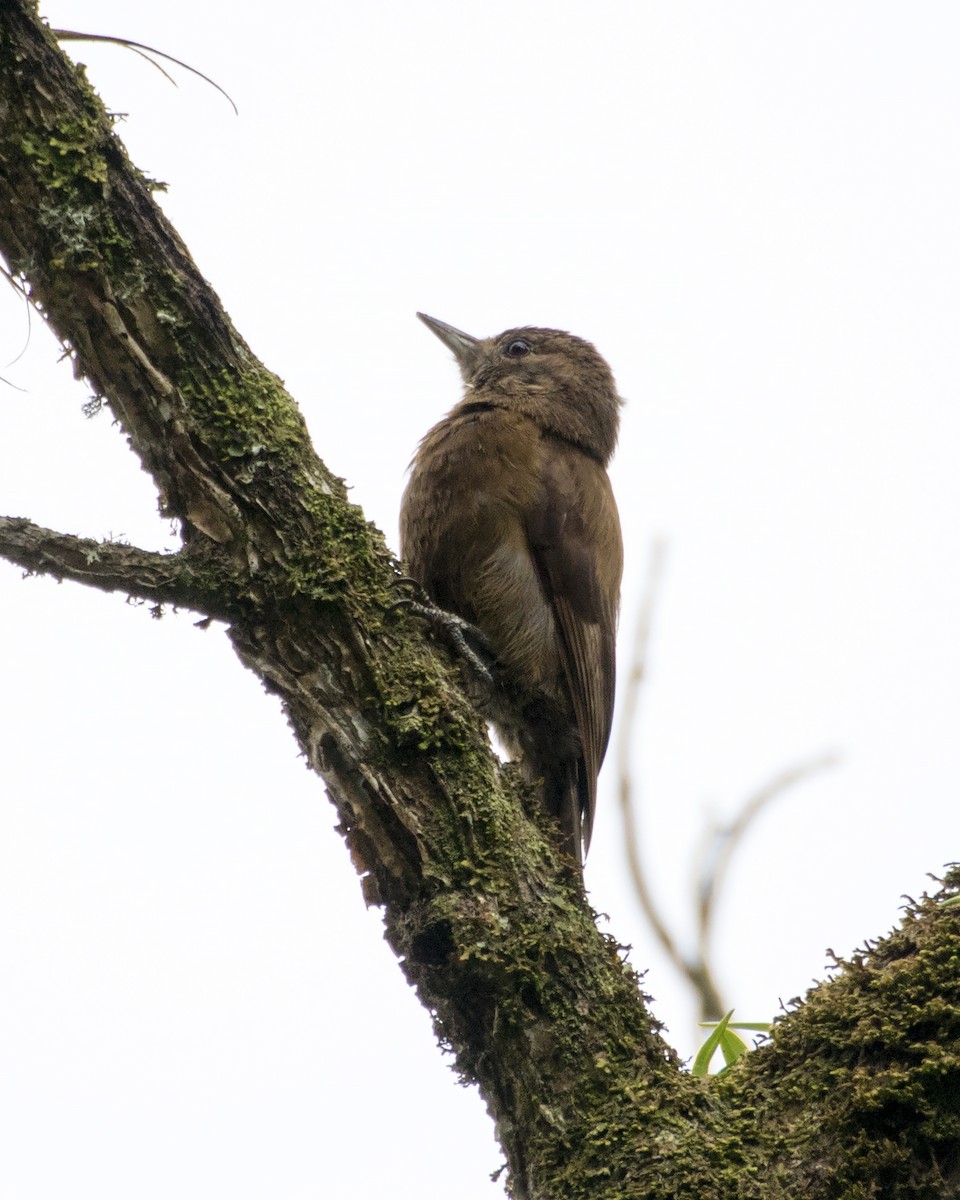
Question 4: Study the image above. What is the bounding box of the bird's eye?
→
[503,339,532,358]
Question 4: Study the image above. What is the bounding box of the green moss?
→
[287,494,385,599]
[376,651,477,753]
[718,870,960,1197]
[401,847,728,1199]
[21,114,107,189]
[6,57,177,321]
[178,366,310,467]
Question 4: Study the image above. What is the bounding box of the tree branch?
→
[616,542,727,1019]
[618,546,840,1027]
[0,8,695,1193]
[0,515,242,618]
[694,752,841,976]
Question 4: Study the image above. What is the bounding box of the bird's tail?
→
[541,758,589,868]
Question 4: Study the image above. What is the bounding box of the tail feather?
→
[542,759,588,867]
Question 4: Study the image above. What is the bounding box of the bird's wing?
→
[526,442,622,851]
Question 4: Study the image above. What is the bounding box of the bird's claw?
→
[393,596,496,689]
[391,573,423,595]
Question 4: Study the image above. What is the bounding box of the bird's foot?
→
[391,574,424,595]
[392,595,496,689]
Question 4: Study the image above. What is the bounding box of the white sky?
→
[2,3,959,1197]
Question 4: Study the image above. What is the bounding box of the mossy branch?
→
[0,515,241,617]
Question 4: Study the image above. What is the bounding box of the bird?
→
[400,313,623,867]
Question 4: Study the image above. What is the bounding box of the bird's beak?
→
[416,312,481,378]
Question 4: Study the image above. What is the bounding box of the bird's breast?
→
[400,408,563,689]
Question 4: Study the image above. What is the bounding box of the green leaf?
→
[692,1010,735,1077]
[717,1026,749,1071]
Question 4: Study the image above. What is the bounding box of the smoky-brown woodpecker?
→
[400,313,623,865]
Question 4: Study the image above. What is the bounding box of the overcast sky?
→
[2,3,959,1197]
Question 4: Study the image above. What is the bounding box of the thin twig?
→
[53,29,239,114]
[695,751,841,971]
[617,543,839,1022]
[616,542,689,967]
[1,264,31,375]
[616,543,724,1014]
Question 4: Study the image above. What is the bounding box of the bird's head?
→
[417,312,622,466]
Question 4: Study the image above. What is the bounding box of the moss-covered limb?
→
[0,515,243,618]
[0,12,711,1188]
[0,0,323,559]
[230,612,735,1200]
[0,1,405,621]
[718,868,960,1199]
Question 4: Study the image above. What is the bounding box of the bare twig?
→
[617,543,839,1022]
[53,29,239,114]
[615,543,702,983]
[694,751,841,971]
[1,264,31,375]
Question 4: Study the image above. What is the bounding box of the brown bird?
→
[400,314,623,866]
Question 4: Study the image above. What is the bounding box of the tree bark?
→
[1,4,958,1196]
